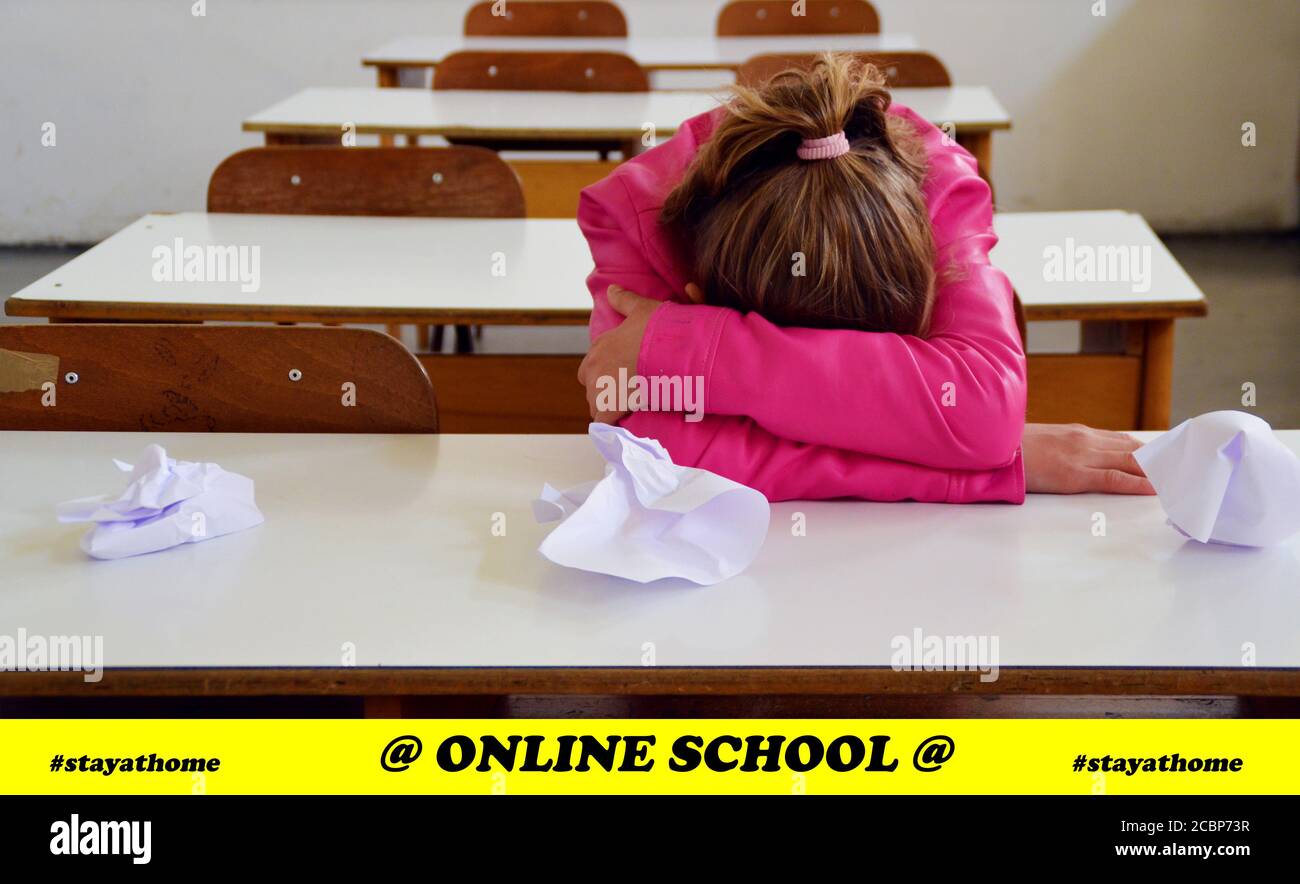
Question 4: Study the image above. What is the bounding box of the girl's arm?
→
[621,410,1024,503]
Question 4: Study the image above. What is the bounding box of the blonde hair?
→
[661,53,936,335]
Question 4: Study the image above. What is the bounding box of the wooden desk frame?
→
[5,666,1298,719]
[6,300,1205,432]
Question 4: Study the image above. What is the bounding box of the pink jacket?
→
[577,105,1028,503]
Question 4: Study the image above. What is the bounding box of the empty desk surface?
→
[5,213,593,325]
[1,431,1298,698]
[241,86,1011,142]
[6,210,1198,326]
[992,211,1208,321]
[363,33,920,76]
[246,88,717,142]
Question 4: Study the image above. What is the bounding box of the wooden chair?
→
[716,0,879,35]
[208,146,526,351]
[208,146,526,218]
[0,325,438,432]
[737,50,951,89]
[463,0,628,37]
[433,50,649,158]
[434,49,648,92]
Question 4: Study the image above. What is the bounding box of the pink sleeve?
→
[622,411,1024,503]
[581,174,682,340]
[637,116,1028,472]
[578,168,1025,505]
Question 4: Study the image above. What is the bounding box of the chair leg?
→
[454,325,474,354]
[430,326,445,352]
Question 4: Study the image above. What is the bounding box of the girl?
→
[577,54,1153,503]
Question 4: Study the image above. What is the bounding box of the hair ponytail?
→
[661,53,935,335]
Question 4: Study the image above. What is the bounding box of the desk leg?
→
[619,138,642,160]
[955,131,993,190]
[377,65,398,147]
[1140,318,1175,430]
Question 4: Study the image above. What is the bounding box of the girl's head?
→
[661,53,936,335]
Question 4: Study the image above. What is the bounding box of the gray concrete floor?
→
[2,233,1296,427]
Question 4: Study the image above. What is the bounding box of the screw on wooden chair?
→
[578,9,588,19]
[290,174,302,186]
[288,368,303,381]
[831,6,841,17]
[432,172,444,185]
[64,371,79,384]
[756,8,767,18]
[487,65,499,77]
[585,67,595,79]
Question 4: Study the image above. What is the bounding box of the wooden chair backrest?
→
[207,147,526,218]
[433,50,648,92]
[716,0,879,36]
[0,325,439,432]
[737,51,952,88]
[464,0,628,36]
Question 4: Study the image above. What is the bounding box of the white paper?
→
[535,424,770,585]
[1134,411,1300,547]
[57,444,264,560]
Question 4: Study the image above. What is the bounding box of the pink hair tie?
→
[797,131,850,161]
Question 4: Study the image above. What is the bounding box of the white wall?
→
[1,0,1296,244]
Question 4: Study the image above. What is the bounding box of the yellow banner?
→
[3,719,1295,795]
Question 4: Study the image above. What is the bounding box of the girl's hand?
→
[578,285,665,423]
[1022,423,1155,495]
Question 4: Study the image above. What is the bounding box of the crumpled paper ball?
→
[1134,411,1300,547]
[57,444,264,560]
[534,424,770,585]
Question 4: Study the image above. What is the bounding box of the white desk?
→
[7,210,1193,326]
[362,33,920,78]
[992,211,1207,321]
[5,213,594,325]
[241,86,1010,144]
[1,431,1298,700]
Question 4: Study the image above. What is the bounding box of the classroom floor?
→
[2,233,1296,428]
